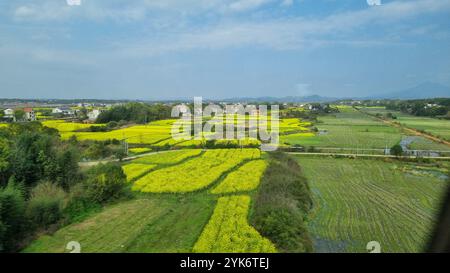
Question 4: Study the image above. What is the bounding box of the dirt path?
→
[78,150,179,168]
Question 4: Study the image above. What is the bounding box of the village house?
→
[52,107,75,116]
[87,109,104,121]
[3,108,14,118]
[23,108,36,121]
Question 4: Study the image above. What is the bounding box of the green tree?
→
[390,144,404,157]
[0,138,10,185]
[112,147,127,162]
[13,110,25,122]
[85,163,127,204]
[55,147,80,190]
[0,179,26,252]
[10,132,57,187]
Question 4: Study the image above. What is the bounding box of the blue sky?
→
[0,0,449,100]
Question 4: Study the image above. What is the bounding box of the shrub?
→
[106,121,118,129]
[26,181,66,229]
[0,180,26,252]
[390,144,404,156]
[63,183,101,224]
[85,163,128,204]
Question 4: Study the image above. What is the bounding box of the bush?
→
[106,121,118,129]
[251,152,313,253]
[256,209,311,252]
[112,147,127,161]
[85,163,128,204]
[26,181,66,230]
[63,183,101,224]
[0,180,26,252]
[83,142,112,160]
[390,144,404,156]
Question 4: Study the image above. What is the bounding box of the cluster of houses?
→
[3,107,36,122]
[2,107,105,122]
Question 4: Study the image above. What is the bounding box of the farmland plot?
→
[24,195,216,253]
[296,157,448,253]
[133,149,260,193]
[43,120,99,132]
[211,160,267,194]
[314,108,403,149]
[122,163,156,182]
[59,119,176,144]
[361,107,450,141]
[133,149,202,165]
[193,195,276,253]
[281,107,404,149]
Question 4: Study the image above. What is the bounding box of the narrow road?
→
[78,150,178,168]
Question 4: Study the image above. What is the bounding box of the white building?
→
[88,109,104,121]
[3,108,14,117]
[52,107,75,116]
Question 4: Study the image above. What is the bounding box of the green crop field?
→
[296,157,448,253]
[407,137,450,151]
[24,195,216,253]
[361,107,450,141]
[281,107,405,149]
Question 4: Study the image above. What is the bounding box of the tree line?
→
[96,102,173,124]
[384,98,450,118]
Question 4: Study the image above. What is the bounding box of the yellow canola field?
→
[59,119,177,144]
[42,120,98,132]
[133,149,202,165]
[132,149,260,193]
[122,163,156,182]
[193,195,276,253]
[128,148,152,154]
[211,159,267,194]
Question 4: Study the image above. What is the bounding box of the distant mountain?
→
[378,82,450,99]
[223,95,338,103]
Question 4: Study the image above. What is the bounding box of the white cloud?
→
[5,0,450,63]
[281,0,294,7]
[115,0,450,55]
[14,6,36,17]
[10,0,293,21]
[228,0,274,12]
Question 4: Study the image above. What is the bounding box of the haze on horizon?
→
[0,0,450,100]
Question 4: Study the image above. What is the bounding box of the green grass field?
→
[407,137,450,151]
[296,157,448,253]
